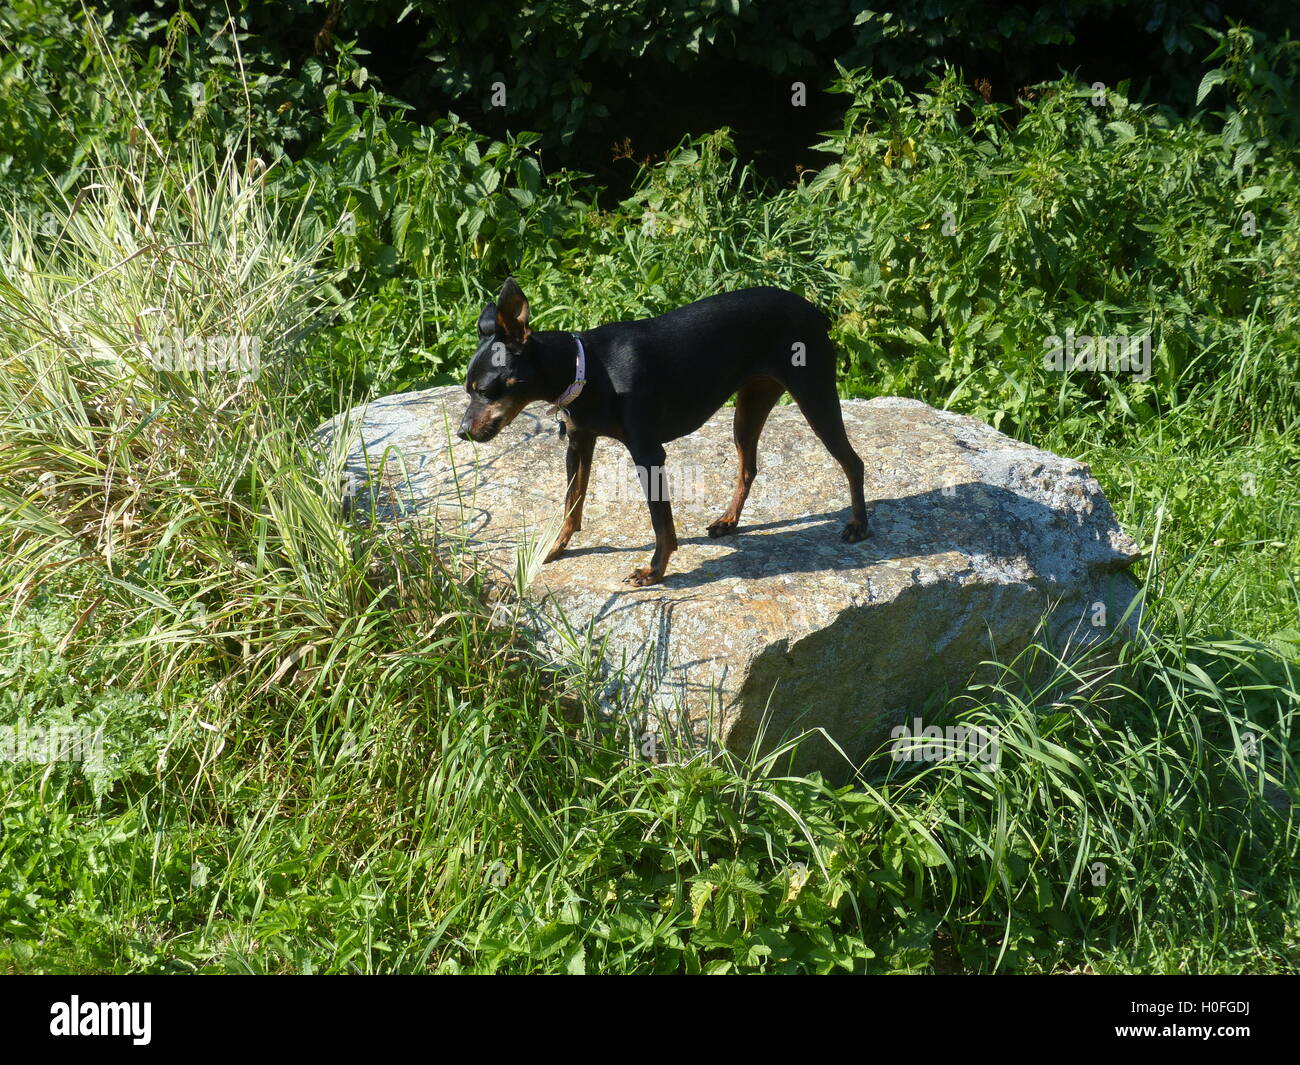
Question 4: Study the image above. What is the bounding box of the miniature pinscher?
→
[458,278,870,586]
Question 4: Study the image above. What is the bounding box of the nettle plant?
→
[793,63,1287,439]
[288,96,584,290]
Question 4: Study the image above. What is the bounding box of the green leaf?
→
[1196,68,1226,105]
[563,943,586,975]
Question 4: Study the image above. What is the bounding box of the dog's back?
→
[589,286,837,439]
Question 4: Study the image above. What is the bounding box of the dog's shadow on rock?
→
[590,482,1122,590]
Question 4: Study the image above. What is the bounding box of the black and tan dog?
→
[459,278,870,586]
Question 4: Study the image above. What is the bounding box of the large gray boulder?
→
[316,386,1142,777]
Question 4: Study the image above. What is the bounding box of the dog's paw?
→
[841,518,872,543]
[623,565,664,587]
[706,516,738,538]
[543,529,577,563]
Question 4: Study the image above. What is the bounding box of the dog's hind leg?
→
[785,367,871,542]
[707,376,786,537]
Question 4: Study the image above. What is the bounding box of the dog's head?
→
[458,277,540,443]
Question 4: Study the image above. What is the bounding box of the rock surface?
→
[316,386,1143,777]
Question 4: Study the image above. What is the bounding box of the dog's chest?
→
[559,405,624,442]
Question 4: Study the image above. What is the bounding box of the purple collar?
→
[547,334,586,413]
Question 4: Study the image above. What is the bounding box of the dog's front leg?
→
[545,429,596,563]
[624,442,677,586]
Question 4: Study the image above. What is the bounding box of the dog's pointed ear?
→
[496,277,531,342]
[477,301,498,337]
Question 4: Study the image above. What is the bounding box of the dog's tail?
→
[813,304,850,375]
